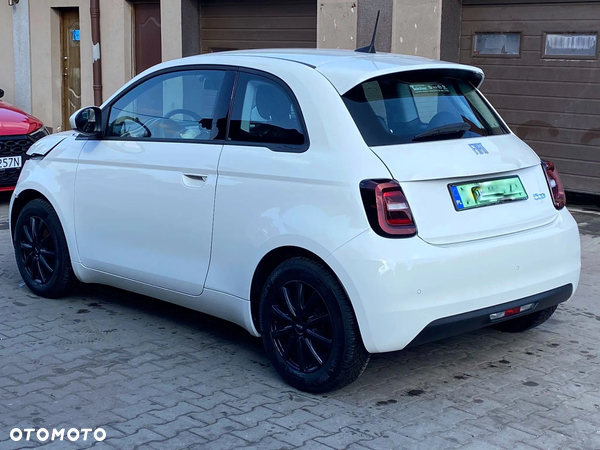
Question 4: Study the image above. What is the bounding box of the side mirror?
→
[70,106,102,137]
[0,89,4,99]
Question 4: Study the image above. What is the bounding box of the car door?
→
[74,67,236,295]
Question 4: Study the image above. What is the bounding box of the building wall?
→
[318,0,460,60]
[12,0,32,113]
[0,5,16,106]
[317,0,357,50]
[15,0,462,133]
[357,0,393,52]
[28,0,141,129]
[100,0,133,102]
[161,0,183,62]
[391,0,442,59]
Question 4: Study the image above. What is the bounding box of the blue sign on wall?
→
[72,30,80,41]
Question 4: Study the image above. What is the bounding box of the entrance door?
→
[134,1,162,75]
[60,8,81,130]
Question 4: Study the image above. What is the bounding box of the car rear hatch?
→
[371,135,558,244]
[342,68,559,245]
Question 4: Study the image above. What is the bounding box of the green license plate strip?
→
[449,176,528,211]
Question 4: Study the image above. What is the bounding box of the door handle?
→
[182,173,208,188]
[183,174,207,182]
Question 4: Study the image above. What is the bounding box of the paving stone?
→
[272,423,329,447]
[315,427,374,449]
[147,431,207,449]
[239,436,295,450]
[228,405,285,428]
[148,402,199,422]
[193,433,248,450]
[269,408,323,431]
[231,422,289,443]
[190,404,245,426]
[189,418,246,442]
[102,428,163,450]
[524,430,578,450]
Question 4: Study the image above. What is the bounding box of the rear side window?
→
[228,72,305,147]
[343,74,508,147]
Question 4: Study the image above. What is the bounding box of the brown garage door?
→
[461,1,600,194]
[200,0,317,53]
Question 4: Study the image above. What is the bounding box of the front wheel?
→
[491,306,557,333]
[13,199,76,298]
[259,257,370,393]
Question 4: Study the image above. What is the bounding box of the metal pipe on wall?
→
[90,0,103,106]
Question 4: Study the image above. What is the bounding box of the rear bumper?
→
[326,209,581,353]
[407,284,572,348]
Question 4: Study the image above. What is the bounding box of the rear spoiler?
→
[317,60,485,95]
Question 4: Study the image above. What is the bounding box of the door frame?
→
[131,0,162,76]
[59,7,82,130]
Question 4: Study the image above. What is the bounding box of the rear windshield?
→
[342,74,509,146]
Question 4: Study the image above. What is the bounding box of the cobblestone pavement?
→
[1,191,599,450]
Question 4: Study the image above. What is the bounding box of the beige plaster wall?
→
[161,0,182,62]
[29,0,94,131]
[391,0,442,59]
[100,0,133,101]
[317,0,358,50]
[0,6,16,105]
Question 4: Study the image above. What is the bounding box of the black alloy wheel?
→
[259,257,370,393]
[14,199,76,298]
[270,280,333,374]
[20,216,57,285]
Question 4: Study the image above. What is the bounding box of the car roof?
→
[174,49,485,94]
[107,49,485,108]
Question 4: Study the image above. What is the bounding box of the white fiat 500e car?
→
[10,49,581,392]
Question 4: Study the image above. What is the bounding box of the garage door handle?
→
[182,173,208,187]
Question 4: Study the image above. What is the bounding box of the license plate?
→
[449,176,528,211]
[0,156,22,170]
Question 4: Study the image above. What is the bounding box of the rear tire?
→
[13,199,76,298]
[491,306,557,333]
[259,257,370,393]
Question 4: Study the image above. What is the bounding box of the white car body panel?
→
[10,49,581,357]
[401,164,559,245]
[327,209,580,353]
[71,262,258,335]
[11,136,82,261]
[371,134,540,182]
[26,131,75,157]
[74,139,222,295]
[205,59,390,299]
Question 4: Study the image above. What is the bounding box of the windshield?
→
[342,73,509,146]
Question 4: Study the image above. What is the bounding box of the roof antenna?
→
[355,10,380,53]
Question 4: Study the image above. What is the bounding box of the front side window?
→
[228,72,305,147]
[473,33,521,56]
[343,74,508,147]
[106,69,229,141]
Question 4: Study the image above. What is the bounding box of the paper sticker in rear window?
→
[409,84,450,95]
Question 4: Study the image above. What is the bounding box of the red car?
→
[0,88,49,192]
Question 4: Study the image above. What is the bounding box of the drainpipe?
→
[90,0,103,106]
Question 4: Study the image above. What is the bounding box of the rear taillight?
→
[360,179,417,237]
[542,160,566,210]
